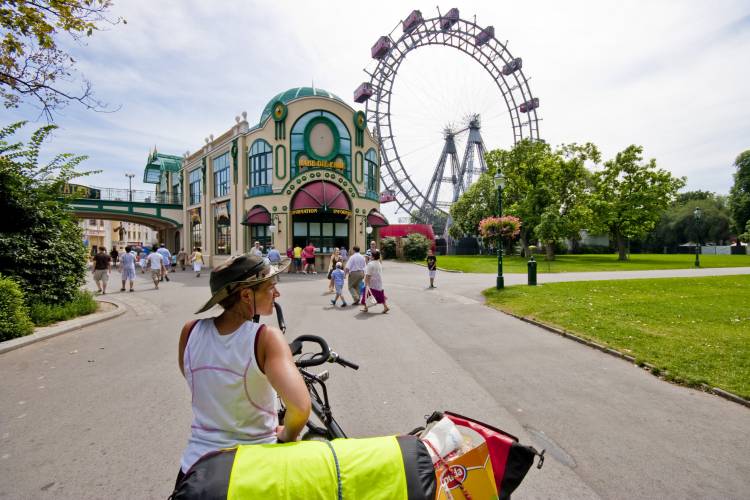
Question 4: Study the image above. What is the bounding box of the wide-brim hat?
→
[195,254,290,314]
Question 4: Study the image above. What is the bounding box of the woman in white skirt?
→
[191,247,204,277]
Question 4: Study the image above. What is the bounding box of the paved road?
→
[0,263,748,499]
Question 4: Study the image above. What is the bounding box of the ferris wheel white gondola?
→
[355,7,541,221]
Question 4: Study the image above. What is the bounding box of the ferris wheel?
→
[354,7,541,221]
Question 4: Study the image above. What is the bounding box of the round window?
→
[309,122,335,158]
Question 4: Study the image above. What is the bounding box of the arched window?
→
[290,110,351,179]
[248,140,272,196]
[365,149,378,196]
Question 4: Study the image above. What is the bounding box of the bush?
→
[28,290,97,326]
[402,233,431,261]
[0,275,34,341]
[381,237,397,259]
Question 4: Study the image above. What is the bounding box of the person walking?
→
[330,262,347,307]
[92,246,111,294]
[250,241,263,258]
[267,245,281,264]
[286,247,294,273]
[361,250,389,313]
[293,244,302,273]
[344,245,366,304]
[174,254,309,489]
[157,244,172,282]
[177,248,188,271]
[365,240,378,262]
[326,247,343,293]
[304,241,317,274]
[120,245,137,292]
[426,250,437,288]
[191,247,204,277]
[147,245,166,289]
[340,246,348,262]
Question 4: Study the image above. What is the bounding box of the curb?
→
[503,311,750,409]
[0,298,126,355]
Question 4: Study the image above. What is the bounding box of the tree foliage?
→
[590,145,685,260]
[402,233,431,261]
[728,150,750,234]
[0,121,97,304]
[447,173,496,240]
[0,0,124,120]
[642,194,731,251]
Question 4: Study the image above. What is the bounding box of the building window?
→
[290,110,351,179]
[189,168,202,205]
[365,149,378,195]
[292,219,349,253]
[248,140,272,196]
[172,172,182,204]
[213,153,230,198]
[190,208,202,250]
[214,201,231,255]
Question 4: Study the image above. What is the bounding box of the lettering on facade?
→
[299,159,345,169]
[290,208,352,216]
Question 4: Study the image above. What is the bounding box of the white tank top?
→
[180,319,278,472]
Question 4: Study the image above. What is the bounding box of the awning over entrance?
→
[243,205,271,225]
[367,209,389,227]
[291,181,350,215]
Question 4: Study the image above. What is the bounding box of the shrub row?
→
[0,274,97,341]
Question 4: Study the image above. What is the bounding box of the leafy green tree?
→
[643,195,731,251]
[533,143,599,260]
[448,173,496,240]
[0,0,124,119]
[402,233,430,261]
[590,145,685,260]
[738,221,750,244]
[728,150,750,234]
[0,121,96,304]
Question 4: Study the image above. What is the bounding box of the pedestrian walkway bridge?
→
[63,185,184,230]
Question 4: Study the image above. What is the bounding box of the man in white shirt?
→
[147,246,166,289]
[344,245,367,304]
[250,241,263,258]
[157,244,172,282]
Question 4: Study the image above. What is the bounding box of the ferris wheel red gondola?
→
[354,7,541,220]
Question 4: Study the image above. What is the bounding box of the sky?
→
[4,0,750,223]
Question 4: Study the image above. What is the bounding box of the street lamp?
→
[694,206,702,268]
[494,172,506,289]
[125,172,135,202]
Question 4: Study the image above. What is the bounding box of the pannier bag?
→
[419,411,544,500]
[171,435,436,500]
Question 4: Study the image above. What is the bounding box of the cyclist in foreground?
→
[174,254,310,488]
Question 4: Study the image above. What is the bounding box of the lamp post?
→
[494,172,506,289]
[694,206,702,268]
[125,172,135,202]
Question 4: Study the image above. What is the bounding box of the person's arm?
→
[257,326,311,442]
[177,320,198,376]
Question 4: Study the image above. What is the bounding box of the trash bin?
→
[527,257,537,286]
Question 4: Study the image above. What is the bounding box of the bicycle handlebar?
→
[289,335,358,370]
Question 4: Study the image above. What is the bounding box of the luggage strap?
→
[324,440,342,500]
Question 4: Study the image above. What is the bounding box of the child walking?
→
[426,250,437,288]
[330,262,348,307]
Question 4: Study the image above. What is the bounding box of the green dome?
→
[259,87,345,126]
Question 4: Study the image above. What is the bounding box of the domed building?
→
[170,86,388,268]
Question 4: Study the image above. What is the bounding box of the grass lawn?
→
[437,253,750,273]
[483,275,750,399]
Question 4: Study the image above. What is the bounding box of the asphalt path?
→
[0,263,748,499]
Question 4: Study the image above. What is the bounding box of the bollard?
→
[527,256,537,286]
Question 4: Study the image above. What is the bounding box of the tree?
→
[642,193,731,252]
[728,150,750,235]
[0,121,97,303]
[533,143,599,260]
[448,172,496,240]
[590,145,685,260]
[0,0,124,120]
